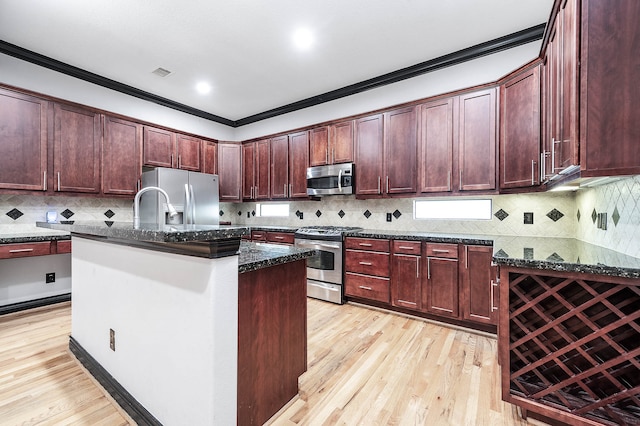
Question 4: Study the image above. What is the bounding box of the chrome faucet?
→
[133,186,178,229]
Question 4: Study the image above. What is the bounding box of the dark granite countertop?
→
[0,229,71,244]
[37,221,248,243]
[238,241,315,274]
[247,225,299,233]
[345,229,494,246]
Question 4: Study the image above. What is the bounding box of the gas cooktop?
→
[294,226,363,241]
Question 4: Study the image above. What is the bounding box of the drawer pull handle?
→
[358,286,372,291]
[358,243,372,247]
[359,262,372,266]
[432,249,450,253]
[274,236,285,239]
[398,246,415,250]
[9,248,34,253]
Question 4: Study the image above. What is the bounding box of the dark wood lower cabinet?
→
[499,266,640,426]
[424,256,459,318]
[461,245,498,325]
[391,253,421,310]
[238,260,307,426]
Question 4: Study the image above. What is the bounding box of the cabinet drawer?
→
[266,232,294,245]
[345,273,390,303]
[345,237,390,253]
[56,240,72,254]
[251,231,267,241]
[392,240,421,255]
[0,241,52,259]
[345,250,390,277]
[424,243,458,259]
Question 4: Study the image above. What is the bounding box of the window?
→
[256,203,290,217]
[414,199,492,220]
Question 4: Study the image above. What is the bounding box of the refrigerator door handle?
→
[189,184,196,224]
[184,183,191,225]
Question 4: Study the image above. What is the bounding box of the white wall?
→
[1,40,540,142]
[0,254,71,306]
[71,237,238,425]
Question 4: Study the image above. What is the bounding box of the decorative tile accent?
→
[219,210,224,216]
[315,210,322,218]
[612,206,620,227]
[104,209,115,218]
[393,209,402,219]
[546,252,565,262]
[338,210,345,218]
[494,249,510,258]
[251,210,255,217]
[104,221,114,227]
[523,247,534,260]
[363,210,372,219]
[61,209,75,219]
[546,208,564,222]
[494,209,509,221]
[576,209,581,222]
[238,211,242,216]
[591,209,597,223]
[6,208,23,220]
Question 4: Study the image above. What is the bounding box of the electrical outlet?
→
[524,212,534,224]
[45,272,55,283]
[386,213,392,222]
[110,328,116,351]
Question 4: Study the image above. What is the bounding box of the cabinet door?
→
[558,0,579,171]
[102,116,142,196]
[384,106,417,194]
[460,245,496,325]
[53,103,101,193]
[458,88,497,191]
[424,257,459,318]
[391,254,421,310]
[270,135,289,199]
[242,143,255,200]
[288,131,309,198]
[0,88,47,191]
[542,24,560,180]
[355,114,384,195]
[331,120,354,164]
[500,66,541,189]
[201,141,217,175]
[217,143,242,202]
[143,126,175,168]
[419,98,454,193]
[580,0,640,175]
[255,139,270,199]
[176,134,201,171]
[309,126,329,167]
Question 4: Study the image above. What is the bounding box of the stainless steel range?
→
[294,226,362,304]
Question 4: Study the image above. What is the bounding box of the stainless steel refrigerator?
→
[139,168,219,226]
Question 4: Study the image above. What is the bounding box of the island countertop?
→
[238,241,314,273]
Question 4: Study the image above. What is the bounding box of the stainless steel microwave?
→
[306,163,354,196]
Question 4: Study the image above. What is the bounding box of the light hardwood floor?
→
[0,300,545,425]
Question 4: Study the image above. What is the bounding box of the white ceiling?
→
[0,0,553,123]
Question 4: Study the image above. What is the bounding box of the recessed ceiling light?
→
[196,82,211,95]
[292,28,314,50]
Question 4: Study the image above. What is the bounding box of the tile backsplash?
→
[3,175,638,259]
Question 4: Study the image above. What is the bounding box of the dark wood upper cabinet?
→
[458,88,497,192]
[288,131,309,198]
[579,0,640,176]
[243,139,270,200]
[0,88,48,191]
[500,65,541,189]
[53,103,101,193]
[309,121,354,166]
[102,115,142,197]
[355,114,384,195]
[419,98,454,193]
[201,140,217,175]
[270,135,289,199]
[175,134,201,171]
[143,126,201,171]
[217,142,242,202]
[384,106,418,194]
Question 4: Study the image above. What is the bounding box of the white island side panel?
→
[71,236,238,425]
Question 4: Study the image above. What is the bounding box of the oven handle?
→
[295,240,341,250]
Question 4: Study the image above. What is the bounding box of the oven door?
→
[294,238,343,285]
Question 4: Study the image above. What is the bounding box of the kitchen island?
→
[37,221,314,426]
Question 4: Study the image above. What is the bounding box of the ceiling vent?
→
[152,67,172,77]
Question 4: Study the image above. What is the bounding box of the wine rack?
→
[501,268,640,425]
